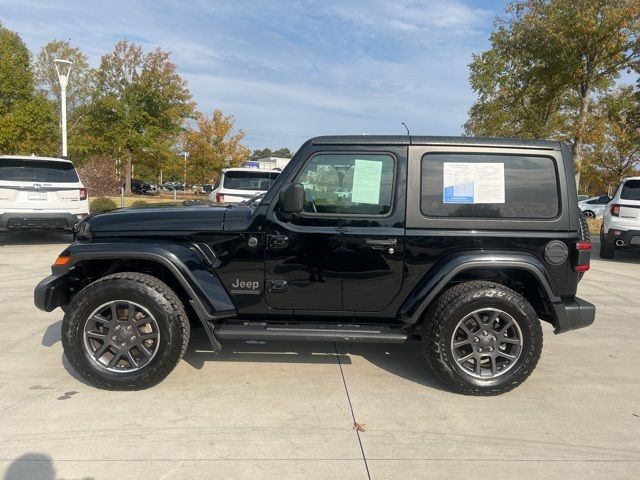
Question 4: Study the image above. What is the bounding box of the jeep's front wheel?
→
[62,272,190,390]
[422,281,542,395]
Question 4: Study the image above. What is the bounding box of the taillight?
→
[79,188,88,200]
[574,241,591,273]
[216,192,224,203]
[610,204,620,217]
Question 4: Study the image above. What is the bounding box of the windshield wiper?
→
[239,192,266,206]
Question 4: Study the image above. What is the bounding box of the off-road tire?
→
[599,226,615,259]
[62,272,190,390]
[422,281,543,395]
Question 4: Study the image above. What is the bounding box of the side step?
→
[215,322,408,344]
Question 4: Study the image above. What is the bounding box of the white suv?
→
[0,155,89,232]
[209,168,280,203]
[600,177,640,258]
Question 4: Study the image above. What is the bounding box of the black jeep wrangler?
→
[34,136,595,395]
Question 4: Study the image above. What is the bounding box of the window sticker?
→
[351,159,383,204]
[443,162,505,204]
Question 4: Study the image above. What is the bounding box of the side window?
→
[420,153,559,219]
[297,153,395,215]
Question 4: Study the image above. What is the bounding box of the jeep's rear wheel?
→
[62,272,190,390]
[422,281,542,395]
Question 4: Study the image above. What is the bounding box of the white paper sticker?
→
[351,159,382,204]
[443,162,505,204]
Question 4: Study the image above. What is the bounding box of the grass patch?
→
[587,218,602,236]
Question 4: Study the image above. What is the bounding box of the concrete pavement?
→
[0,232,639,480]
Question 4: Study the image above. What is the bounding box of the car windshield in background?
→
[223,171,279,190]
[0,159,79,183]
[621,180,640,200]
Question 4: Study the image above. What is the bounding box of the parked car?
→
[600,177,640,258]
[163,182,185,191]
[122,178,151,195]
[0,155,88,232]
[191,184,213,195]
[579,195,610,218]
[209,168,280,203]
[577,195,590,202]
[35,135,594,395]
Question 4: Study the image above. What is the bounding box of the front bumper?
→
[34,272,69,312]
[0,212,83,231]
[552,297,596,334]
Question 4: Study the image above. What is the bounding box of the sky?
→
[0,0,509,151]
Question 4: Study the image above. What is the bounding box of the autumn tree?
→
[87,40,194,194]
[181,109,250,183]
[0,23,57,155]
[465,0,640,189]
[581,86,640,192]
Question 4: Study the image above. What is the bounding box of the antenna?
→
[401,122,410,135]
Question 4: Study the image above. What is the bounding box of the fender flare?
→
[34,241,236,351]
[398,251,561,326]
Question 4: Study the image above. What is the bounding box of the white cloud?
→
[0,0,498,149]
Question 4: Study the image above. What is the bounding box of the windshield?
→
[223,171,279,190]
[621,180,640,200]
[0,159,79,183]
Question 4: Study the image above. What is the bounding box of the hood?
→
[85,205,229,234]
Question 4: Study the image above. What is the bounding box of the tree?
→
[87,40,194,194]
[0,23,57,155]
[582,86,640,192]
[33,40,94,159]
[182,109,250,183]
[34,40,93,116]
[465,0,640,188]
[248,147,293,161]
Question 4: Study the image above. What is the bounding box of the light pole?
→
[54,59,72,157]
[183,151,188,191]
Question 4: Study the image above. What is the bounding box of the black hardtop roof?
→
[308,135,561,150]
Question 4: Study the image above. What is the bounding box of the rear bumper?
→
[0,212,83,231]
[603,228,640,247]
[552,297,596,334]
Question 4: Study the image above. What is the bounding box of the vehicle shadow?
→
[42,320,62,347]
[591,238,640,264]
[48,321,446,392]
[0,231,73,246]
[3,452,94,480]
[184,326,447,391]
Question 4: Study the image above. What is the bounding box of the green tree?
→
[248,147,293,161]
[465,0,640,188]
[33,40,94,159]
[182,109,250,183]
[0,23,57,155]
[87,40,194,194]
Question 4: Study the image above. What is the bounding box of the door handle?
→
[363,238,398,249]
[267,235,289,249]
[269,280,288,292]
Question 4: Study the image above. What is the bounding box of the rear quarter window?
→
[223,171,279,190]
[620,180,640,200]
[420,153,559,219]
[0,159,79,183]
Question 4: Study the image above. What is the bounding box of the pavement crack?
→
[334,342,371,480]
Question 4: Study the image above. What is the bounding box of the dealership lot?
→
[0,233,638,480]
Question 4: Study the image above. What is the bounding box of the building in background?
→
[243,157,291,171]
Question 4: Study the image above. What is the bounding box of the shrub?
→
[130,200,149,207]
[90,197,118,213]
[77,156,121,197]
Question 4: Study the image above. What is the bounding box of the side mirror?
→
[279,183,304,213]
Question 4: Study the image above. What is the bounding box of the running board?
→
[215,322,408,343]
